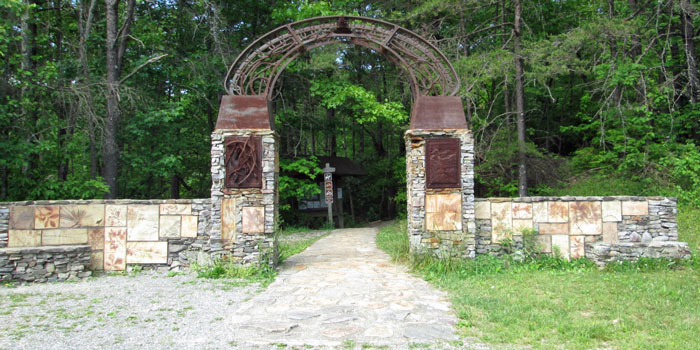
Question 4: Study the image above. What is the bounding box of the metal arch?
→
[224,16,460,99]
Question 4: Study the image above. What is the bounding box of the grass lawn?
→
[378,216,700,350]
[277,228,329,263]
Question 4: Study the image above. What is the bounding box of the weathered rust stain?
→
[215,95,273,130]
[410,96,468,130]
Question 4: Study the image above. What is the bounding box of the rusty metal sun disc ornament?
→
[426,138,460,189]
[225,136,262,188]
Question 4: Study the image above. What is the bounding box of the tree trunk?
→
[0,164,6,200]
[501,0,511,121]
[20,0,37,179]
[680,0,699,103]
[104,0,120,198]
[170,175,180,199]
[103,0,135,198]
[513,0,528,197]
[327,108,336,156]
[79,0,98,178]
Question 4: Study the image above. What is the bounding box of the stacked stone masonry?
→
[474,196,691,265]
[210,130,279,266]
[0,245,91,282]
[0,199,211,274]
[405,129,476,259]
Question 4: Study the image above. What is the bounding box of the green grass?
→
[278,231,329,263]
[377,220,700,350]
[191,258,276,287]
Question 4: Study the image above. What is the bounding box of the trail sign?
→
[322,163,336,225]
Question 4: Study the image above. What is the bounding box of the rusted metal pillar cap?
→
[409,96,467,130]
[215,95,274,130]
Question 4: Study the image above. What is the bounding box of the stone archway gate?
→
[210,16,476,265]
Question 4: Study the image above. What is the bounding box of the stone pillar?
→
[210,95,279,266]
[405,96,475,258]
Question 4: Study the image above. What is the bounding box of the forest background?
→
[1,0,699,229]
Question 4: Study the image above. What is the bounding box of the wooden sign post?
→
[322,163,336,226]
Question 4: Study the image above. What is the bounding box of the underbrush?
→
[191,258,276,287]
[377,220,700,349]
[192,228,330,286]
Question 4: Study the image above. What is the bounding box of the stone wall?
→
[0,245,91,282]
[0,205,8,247]
[474,196,691,264]
[210,130,279,266]
[405,129,476,258]
[0,199,211,273]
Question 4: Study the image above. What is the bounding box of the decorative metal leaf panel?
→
[224,16,460,99]
[225,136,262,188]
[426,138,460,189]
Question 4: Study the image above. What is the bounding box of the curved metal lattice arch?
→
[224,16,460,99]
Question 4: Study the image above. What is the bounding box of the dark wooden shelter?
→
[296,156,368,228]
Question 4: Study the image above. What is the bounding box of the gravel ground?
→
[0,227,490,350]
[0,271,260,349]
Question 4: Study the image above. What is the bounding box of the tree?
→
[104,0,135,198]
[513,0,527,197]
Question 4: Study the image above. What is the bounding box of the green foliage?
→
[310,79,408,125]
[661,143,700,208]
[279,156,322,226]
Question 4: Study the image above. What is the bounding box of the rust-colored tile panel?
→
[104,228,127,271]
[181,215,198,238]
[547,202,569,223]
[105,205,127,226]
[622,201,649,216]
[88,228,105,250]
[491,202,512,243]
[60,205,105,228]
[570,236,585,259]
[160,204,191,215]
[126,242,168,264]
[126,205,159,241]
[569,201,602,235]
[538,223,569,234]
[43,229,89,246]
[159,215,181,239]
[8,230,41,247]
[34,206,59,229]
[533,202,547,223]
[602,201,622,222]
[9,206,35,229]
[474,201,491,219]
[222,198,236,241]
[603,222,619,243]
[242,206,265,234]
[512,203,532,219]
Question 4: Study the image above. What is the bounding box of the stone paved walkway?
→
[228,227,461,347]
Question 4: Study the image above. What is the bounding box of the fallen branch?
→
[120,54,168,84]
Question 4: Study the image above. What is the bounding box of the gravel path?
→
[0,227,488,349]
